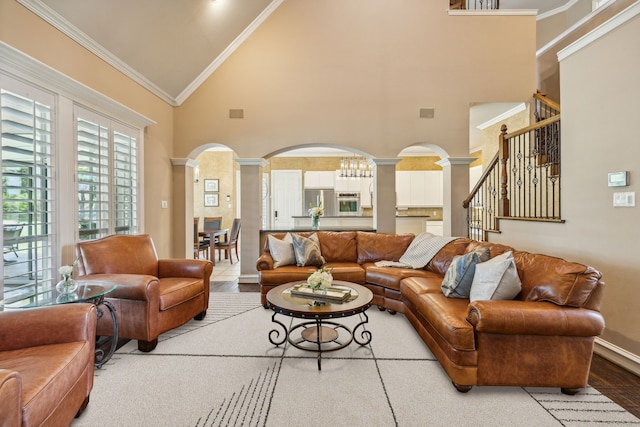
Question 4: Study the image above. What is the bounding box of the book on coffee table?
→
[290,284,351,302]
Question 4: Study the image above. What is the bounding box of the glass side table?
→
[0,281,119,369]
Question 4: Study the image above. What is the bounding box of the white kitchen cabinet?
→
[426,220,443,236]
[395,171,443,207]
[423,171,443,206]
[360,177,374,207]
[304,171,335,189]
[395,171,412,207]
[334,171,361,192]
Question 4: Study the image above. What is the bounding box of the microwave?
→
[336,192,360,216]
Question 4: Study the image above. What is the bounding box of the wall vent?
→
[229,109,244,119]
[419,108,435,118]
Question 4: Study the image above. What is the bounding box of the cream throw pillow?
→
[469,251,522,302]
[268,233,296,268]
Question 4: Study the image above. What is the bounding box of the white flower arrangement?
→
[59,256,79,280]
[308,202,324,218]
[306,266,333,291]
[59,265,74,278]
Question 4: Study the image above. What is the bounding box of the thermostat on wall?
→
[608,171,629,187]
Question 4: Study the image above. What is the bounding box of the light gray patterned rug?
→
[72,292,639,427]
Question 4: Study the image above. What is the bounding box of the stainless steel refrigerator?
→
[304,189,336,216]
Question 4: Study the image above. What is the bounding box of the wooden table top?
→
[266,281,373,319]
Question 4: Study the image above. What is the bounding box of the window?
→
[76,108,138,240]
[1,84,56,302]
[1,43,150,303]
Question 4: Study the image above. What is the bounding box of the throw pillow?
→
[291,233,325,267]
[268,233,296,268]
[441,248,490,298]
[469,251,522,302]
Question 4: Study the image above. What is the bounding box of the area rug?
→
[72,292,639,427]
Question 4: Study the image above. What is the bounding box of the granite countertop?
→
[291,215,372,218]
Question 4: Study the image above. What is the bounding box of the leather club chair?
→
[75,234,213,352]
[0,303,97,426]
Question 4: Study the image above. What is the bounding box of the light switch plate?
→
[613,192,635,207]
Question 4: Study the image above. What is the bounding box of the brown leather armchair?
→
[75,234,213,352]
[0,303,97,426]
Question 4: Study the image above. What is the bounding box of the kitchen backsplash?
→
[361,207,442,219]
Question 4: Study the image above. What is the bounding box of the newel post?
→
[498,124,510,217]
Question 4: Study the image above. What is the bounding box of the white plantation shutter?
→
[77,113,109,240]
[1,83,56,301]
[76,107,139,240]
[113,127,137,235]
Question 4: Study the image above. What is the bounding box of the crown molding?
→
[476,103,527,130]
[18,0,178,106]
[0,41,155,128]
[176,0,285,105]
[557,1,640,62]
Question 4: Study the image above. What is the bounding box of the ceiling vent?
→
[229,109,244,119]
[419,108,435,118]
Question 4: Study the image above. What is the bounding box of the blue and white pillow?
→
[441,248,490,298]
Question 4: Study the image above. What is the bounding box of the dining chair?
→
[203,216,223,243]
[215,218,241,263]
[194,218,209,259]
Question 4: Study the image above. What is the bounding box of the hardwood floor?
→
[211,282,640,418]
[589,353,640,418]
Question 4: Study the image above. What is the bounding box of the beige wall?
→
[536,0,593,49]
[537,0,637,103]
[491,10,640,360]
[194,151,238,231]
[174,0,536,161]
[479,105,531,170]
[0,0,176,257]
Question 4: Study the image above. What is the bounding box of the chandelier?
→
[339,155,373,178]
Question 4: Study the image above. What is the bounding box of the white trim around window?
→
[0,41,154,267]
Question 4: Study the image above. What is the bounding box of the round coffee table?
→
[266,281,373,370]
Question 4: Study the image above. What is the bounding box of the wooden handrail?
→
[503,114,560,140]
[533,92,561,113]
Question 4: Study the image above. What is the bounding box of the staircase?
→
[450,0,500,10]
[463,93,563,241]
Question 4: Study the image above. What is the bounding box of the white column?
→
[370,158,401,234]
[235,158,268,284]
[436,157,476,237]
[170,158,198,258]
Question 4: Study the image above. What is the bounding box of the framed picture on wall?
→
[204,193,219,207]
[204,179,219,192]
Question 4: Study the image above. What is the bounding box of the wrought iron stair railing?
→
[463,93,563,240]
[450,0,500,10]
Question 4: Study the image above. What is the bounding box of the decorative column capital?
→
[234,158,268,167]
[436,157,476,167]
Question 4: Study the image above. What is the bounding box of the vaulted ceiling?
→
[25,0,570,107]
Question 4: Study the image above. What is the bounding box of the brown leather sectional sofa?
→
[257,231,606,394]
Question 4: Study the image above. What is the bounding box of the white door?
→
[271,170,302,229]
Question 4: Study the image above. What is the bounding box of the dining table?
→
[200,228,228,265]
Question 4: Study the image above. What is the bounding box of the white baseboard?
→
[594,337,640,377]
[238,274,259,284]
